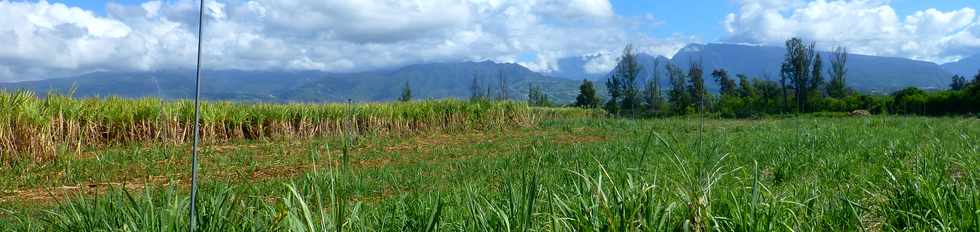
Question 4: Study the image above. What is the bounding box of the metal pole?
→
[189,0,205,231]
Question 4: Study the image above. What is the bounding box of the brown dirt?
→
[0,175,174,204]
[3,128,608,205]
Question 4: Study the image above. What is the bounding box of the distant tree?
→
[528,84,552,107]
[667,62,689,114]
[827,46,850,98]
[497,71,510,100]
[807,53,825,111]
[890,87,928,114]
[687,60,706,112]
[470,75,484,101]
[485,86,493,101]
[605,73,623,114]
[753,78,781,106]
[974,70,980,86]
[783,38,817,112]
[399,81,412,102]
[574,79,600,108]
[810,53,824,95]
[737,74,756,98]
[643,59,666,113]
[711,69,737,97]
[608,44,643,114]
[950,75,967,91]
[780,62,791,113]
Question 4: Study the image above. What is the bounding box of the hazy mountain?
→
[0,70,324,101]
[584,43,954,93]
[6,43,967,104]
[942,54,980,78]
[0,61,581,103]
[670,43,952,91]
[284,61,581,103]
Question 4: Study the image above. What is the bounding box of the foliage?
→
[667,62,690,115]
[783,38,819,112]
[0,91,594,165]
[399,82,412,102]
[3,116,978,231]
[712,69,738,97]
[951,75,968,91]
[827,47,850,99]
[687,60,707,111]
[642,59,667,115]
[888,83,980,116]
[605,44,643,115]
[573,79,600,108]
[528,85,553,107]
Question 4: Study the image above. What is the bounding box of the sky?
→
[0,0,978,82]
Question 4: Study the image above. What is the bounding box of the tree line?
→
[573,38,980,117]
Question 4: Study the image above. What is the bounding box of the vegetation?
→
[399,82,412,102]
[643,59,666,114]
[1,37,978,232]
[578,39,979,118]
[0,91,599,165]
[604,44,643,115]
[827,47,850,99]
[1,116,977,231]
[527,85,553,107]
[573,79,600,108]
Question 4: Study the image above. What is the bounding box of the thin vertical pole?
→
[189,0,205,231]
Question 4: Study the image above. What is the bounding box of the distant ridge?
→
[942,54,980,77]
[0,62,581,103]
[3,43,978,102]
[593,43,955,92]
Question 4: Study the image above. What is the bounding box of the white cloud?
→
[0,0,691,82]
[583,52,618,74]
[724,0,980,63]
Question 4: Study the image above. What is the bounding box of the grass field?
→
[1,98,978,231]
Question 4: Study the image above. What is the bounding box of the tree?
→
[667,62,689,114]
[497,71,510,100]
[827,46,849,98]
[974,70,980,86]
[780,62,791,113]
[890,87,928,114]
[399,81,412,102]
[470,75,484,101]
[574,79,600,108]
[687,60,706,112]
[810,53,824,96]
[528,85,552,107]
[643,59,666,113]
[737,74,756,98]
[753,78,781,110]
[609,44,643,114]
[951,75,967,91]
[711,69,737,97]
[605,73,623,114]
[783,38,817,112]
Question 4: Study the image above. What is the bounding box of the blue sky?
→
[1,0,978,81]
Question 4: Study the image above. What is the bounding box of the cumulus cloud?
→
[0,0,689,82]
[723,0,980,63]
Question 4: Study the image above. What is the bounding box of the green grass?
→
[1,115,978,231]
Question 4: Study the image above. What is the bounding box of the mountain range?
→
[549,43,970,92]
[0,61,580,103]
[1,43,977,103]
